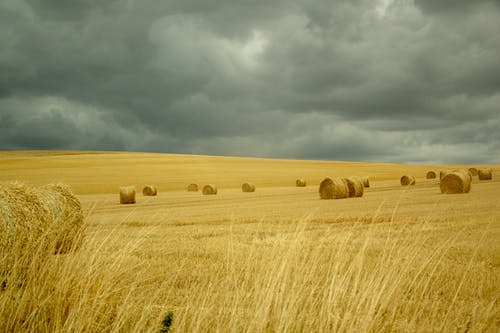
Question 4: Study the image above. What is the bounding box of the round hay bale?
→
[202,184,217,195]
[120,186,136,204]
[478,168,492,180]
[439,171,448,180]
[426,171,436,179]
[242,182,256,192]
[440,170,472,194]
[343,177,364,198]
[400,175,416,186]
[142,185,157,196]
[361,176,370,188]
[468,168,478,177]
[0,182,84,283]
[187,183,199,192]
[296,179,307,187]
[319,177,348,199]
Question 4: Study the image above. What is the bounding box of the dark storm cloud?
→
[1,0,499,163]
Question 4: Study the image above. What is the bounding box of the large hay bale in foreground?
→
[478,168,493,180]
[242,183,256,192]
[187,183,199,192]
[468,168,478,177]
[343,177,364,197]
[119,186,136,204]
[440,170,472,194]
[0,182,84,282]
[202,184,217,195]
[296,179,307,187]
[400,175,416,186]
[319,178,348,199]
[142,185,157,196]
[361,176,370,188]
[426,171,436,179]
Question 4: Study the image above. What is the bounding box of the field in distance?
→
[0,150,499,332]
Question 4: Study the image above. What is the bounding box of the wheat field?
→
[0,151,499,332]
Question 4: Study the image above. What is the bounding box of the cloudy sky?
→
[1,0,499,164]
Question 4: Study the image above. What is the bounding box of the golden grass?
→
[0,151,499,332]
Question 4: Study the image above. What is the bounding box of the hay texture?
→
[343,177,364,197]
[120,186,136,204]
[202,184,217,195]
[296,179,307,187]
[426,171,436,179]
[142,185,157,196]
[242,183,256,192]
[319,178,348,199]
[400,175,416,186]
[0,182,84,282]
[187,183,199,192]
[440,170,472,194]
[468,168,478,176]
[361,176,370,188]
[478,168,493,180]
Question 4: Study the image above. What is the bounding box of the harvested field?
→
[0,151,498,332]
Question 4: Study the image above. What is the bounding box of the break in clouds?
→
[1,0,500,164]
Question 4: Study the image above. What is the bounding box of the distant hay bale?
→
[0,182,84,282]
[119,186,136,204]
[319,177,348,199]
[426,171,436,179]
[187,183,199,192]
[296,179,307,187]
[142,185,157,196]
[343,177,364,197]
[478,168,493,180]
[242,182,256,192]
[440,170,472,194]
[202,184,217,195]
[400,175,416,186]
[468,168,478,176]
[361,176,370,188]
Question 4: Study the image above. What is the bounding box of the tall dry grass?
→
[0,207,498,332]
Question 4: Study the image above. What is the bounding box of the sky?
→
[1,0,499,164]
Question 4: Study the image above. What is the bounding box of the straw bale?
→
[202,184,217,195]
[120,186,136,204]
[187,183,199,192]
[440,170,472,194]
[343,177,364,197]
[296,179,307,187]
[400,175,416,186]
[242,183,256,192]
[319,177,348,199]
[478,168,493,180]
[142,185,157,196]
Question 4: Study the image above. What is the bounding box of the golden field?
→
[0,150,499,332]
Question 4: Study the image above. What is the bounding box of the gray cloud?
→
[1,0,499,163]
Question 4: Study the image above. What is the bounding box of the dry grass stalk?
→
[142,185,157,196]
[343,177,364,197]
[202,184,217,195]
[296,179,307,187]
[319,177,348,199]
[242,183,256,193]
[400,175,416,186]
[187,183,199,192]
[478,169,492,180]
[119,186,136,204]
[426,171,436,179]
[440,170,472,194]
